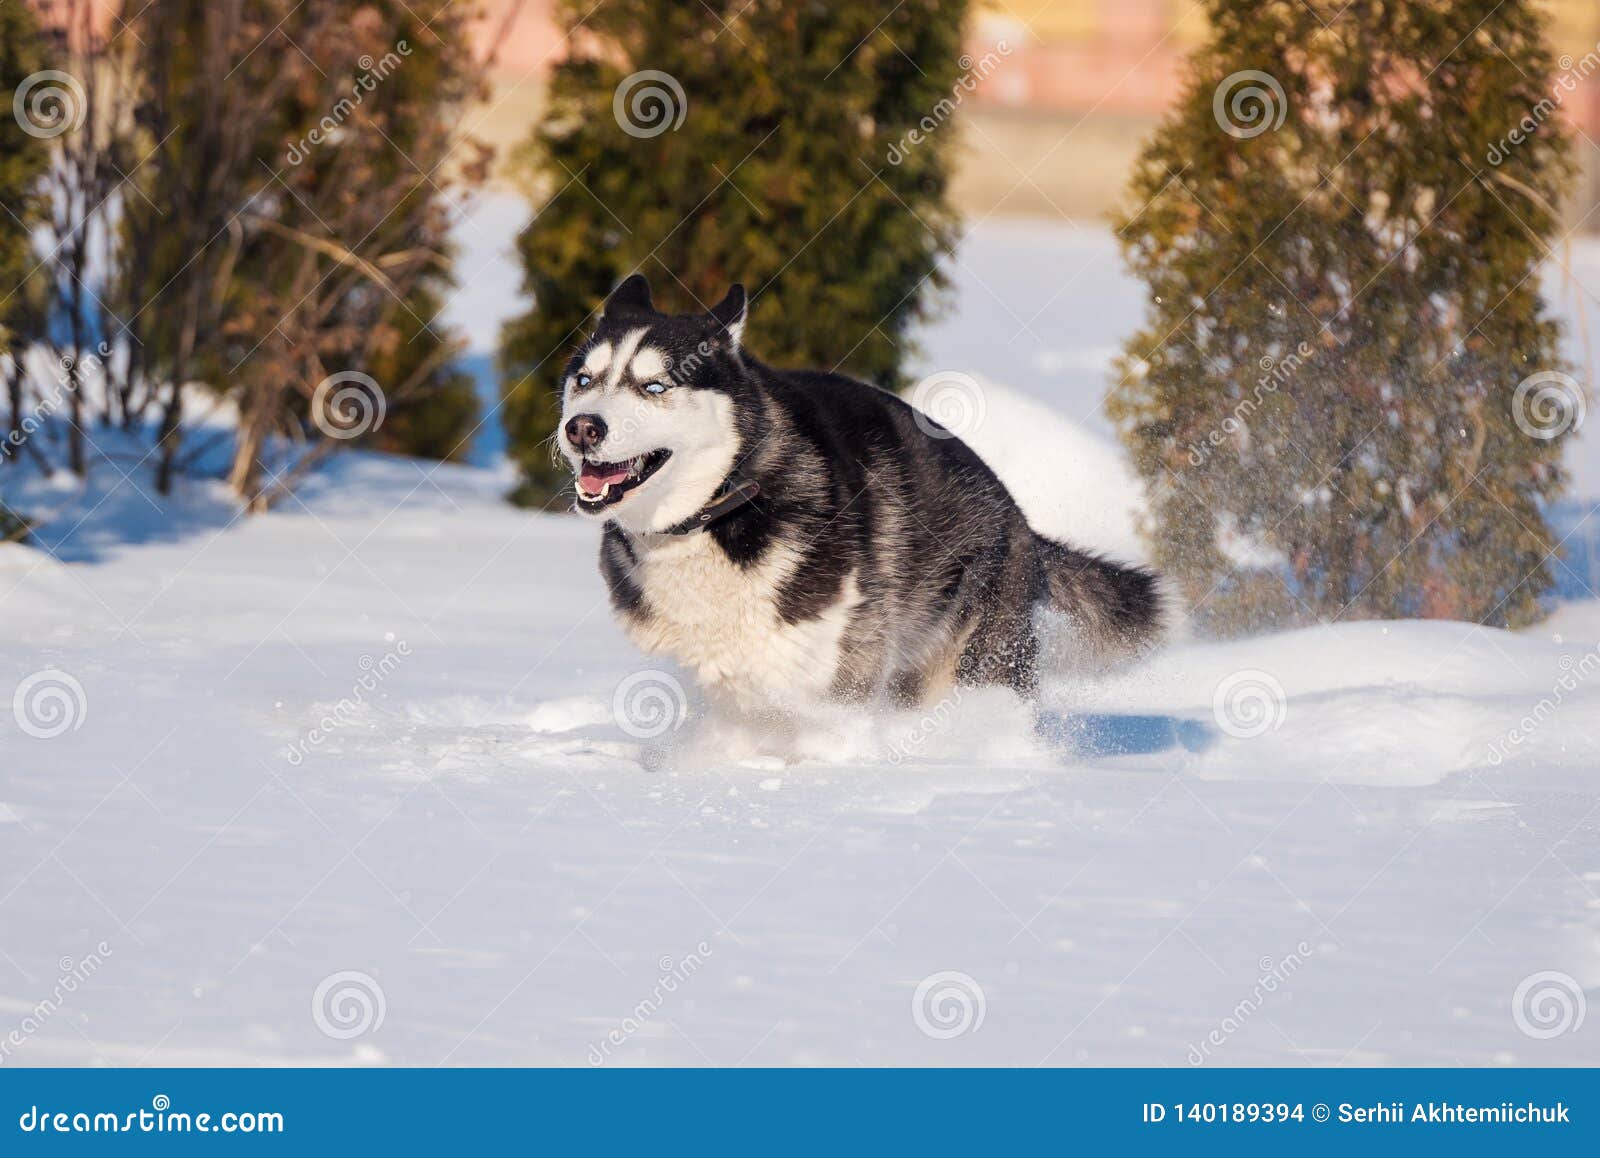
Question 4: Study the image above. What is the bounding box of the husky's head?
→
[557,274,752,533]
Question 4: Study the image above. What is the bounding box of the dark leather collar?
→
[662,478,762,535]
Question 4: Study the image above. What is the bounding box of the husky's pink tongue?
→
[579,460,630,496]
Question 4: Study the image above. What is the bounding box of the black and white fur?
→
[557,274,1164,718]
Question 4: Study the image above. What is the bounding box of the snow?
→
[1,202,1598,1066]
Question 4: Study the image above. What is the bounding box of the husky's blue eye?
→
[643,381,667,395]
[576,373,591,387]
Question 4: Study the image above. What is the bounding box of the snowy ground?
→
[2,202,1599,1066]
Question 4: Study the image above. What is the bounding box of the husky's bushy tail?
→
[1034,534,1167,665]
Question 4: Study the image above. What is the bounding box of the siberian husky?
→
[556,275,1164,723]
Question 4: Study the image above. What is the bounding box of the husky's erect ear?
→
[604,273,653,315]
[706,284,747,347]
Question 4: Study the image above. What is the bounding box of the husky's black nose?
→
[565,413,607,452]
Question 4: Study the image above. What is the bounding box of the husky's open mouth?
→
[574,449,672,510]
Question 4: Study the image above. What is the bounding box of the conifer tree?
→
[0,0,50,357]
[1112,0,1578,634]
[500,0,969,504]
[1,0,52,534]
